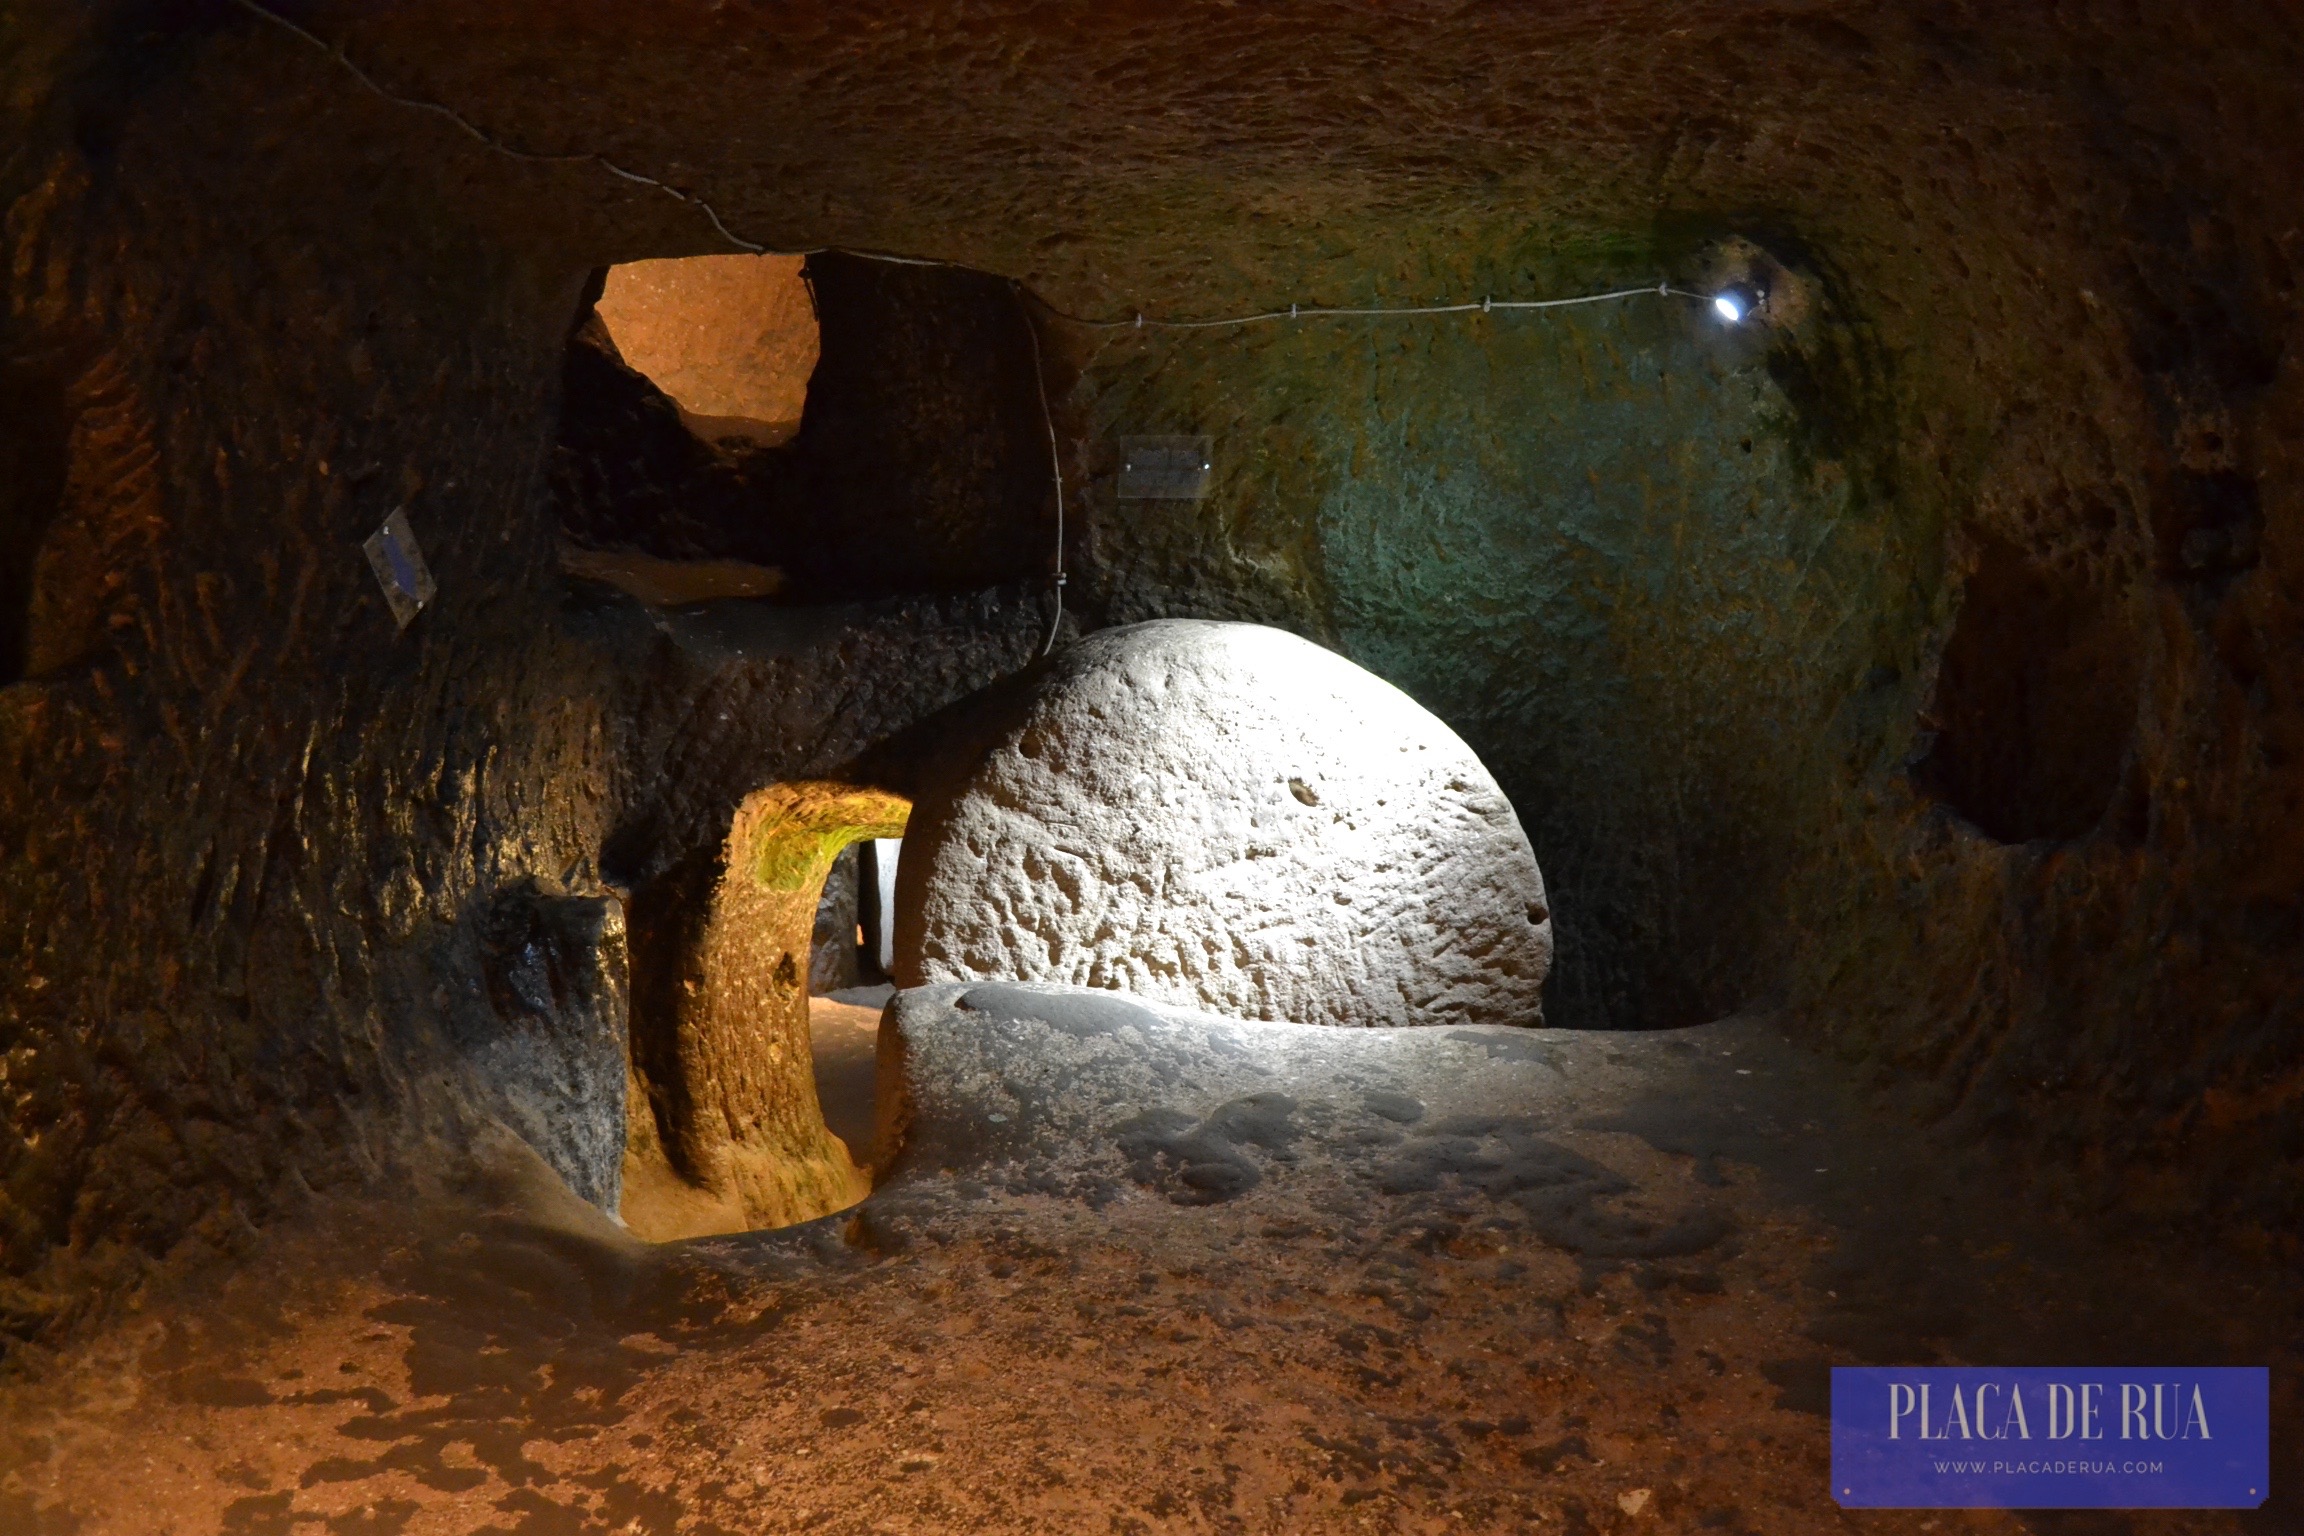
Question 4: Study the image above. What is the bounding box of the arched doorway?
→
[621,782,909,1241]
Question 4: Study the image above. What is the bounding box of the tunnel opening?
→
[619,783,910,1242]
[1910,531,2140,844]
[806,838,901,1176]
[809,836,903,996]
[549,248,1056,610]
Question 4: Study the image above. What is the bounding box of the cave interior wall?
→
[0,0,2300,1319]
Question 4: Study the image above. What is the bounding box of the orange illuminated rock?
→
[595,255,819,444]
[620,782,909,1240]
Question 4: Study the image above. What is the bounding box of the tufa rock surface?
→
[621,781,909,1241]
[4,0,2303,1318]
[897,620,1551,1028]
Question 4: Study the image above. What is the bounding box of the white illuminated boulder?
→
[895,620,1552,1028]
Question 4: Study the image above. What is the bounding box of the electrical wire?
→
[227,0,1718,334]
[1076,285,1713,330]
[228,0,1725,655]
[1012,282,1068,659]
[225,0,968,266]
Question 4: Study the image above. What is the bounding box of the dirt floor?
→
[812,993,890,1170]
[0,1000,2291,1536]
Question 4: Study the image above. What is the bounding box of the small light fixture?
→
[1712,283,1762,325]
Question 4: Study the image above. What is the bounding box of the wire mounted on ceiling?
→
[226,0,1748,334]
[229,0,1763,658]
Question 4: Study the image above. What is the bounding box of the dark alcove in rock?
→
[0,358,92,686]
[1912,531,2140,844]
[552,250,1054,604]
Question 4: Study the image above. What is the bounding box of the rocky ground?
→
[0,988,2291,1535]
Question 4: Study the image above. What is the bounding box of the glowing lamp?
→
[1712,284,1761,324]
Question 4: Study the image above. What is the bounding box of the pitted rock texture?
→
[897,620,1551,1028]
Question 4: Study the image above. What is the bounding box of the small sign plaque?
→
[1831,1367,2269,1509]
[363,506,436,629]
[1117,435,1212,500]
